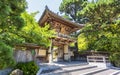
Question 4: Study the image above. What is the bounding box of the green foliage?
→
[78,0,120,51]
[78,0,120,24]
[0,0,54,70]
[78,33,88,50]
[59,0,88,23]
[20,12,55,47]
[0,0,27,69]
[0,41,15,70]
[94,36,120,52]
[0,0,27,47]
[110,52,120,67]
[0,0,27,31]
[0,32,25,46]
[14,61,39,75]
[69,42,75,47]
[78,0,120,67]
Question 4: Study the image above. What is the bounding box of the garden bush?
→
[0,41,15,69]
[14,61,39,75]
[110,52,120,67]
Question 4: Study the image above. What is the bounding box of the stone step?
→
[110,70,120,75]
[41,65,97,75]
[61,67,119,75]
[54,62,88,68]
[39,62,87,68]
[38,62,120,75]
[39,62,88,74]
[94,69,119,75]
[52,64,92,73]
[61,65,97,72]
[70,67,107,75]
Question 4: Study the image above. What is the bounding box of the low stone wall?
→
[0,68,12,75]
[14,50,33,62]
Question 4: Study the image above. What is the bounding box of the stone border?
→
[0,68,12,75]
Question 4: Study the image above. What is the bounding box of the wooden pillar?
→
[64,44,71,62]
[49,39,53,63]
[35,49,39,56]
[35,49,39,64]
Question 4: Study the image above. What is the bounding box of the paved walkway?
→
[37,61,120,75]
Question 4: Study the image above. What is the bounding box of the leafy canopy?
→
[77,0,120,67]
[78,0,120,52]
[79,0,120,24]
[0,0,54,69]
[59,0,88,23]
[20,12,55,47]
[0,0,27,69]
[0,0,27,47]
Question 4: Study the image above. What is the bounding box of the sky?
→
[26,0,62,21]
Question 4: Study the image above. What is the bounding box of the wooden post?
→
[64,44,71,62]
[49,39,53,63]
[103,56,106,63]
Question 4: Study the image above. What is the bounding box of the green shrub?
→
[0,41,15,69]
[14,61,39,75]
[110,52,120,67]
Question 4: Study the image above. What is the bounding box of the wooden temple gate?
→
[38,7,83,63]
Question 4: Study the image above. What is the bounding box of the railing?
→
[87,56,109,63]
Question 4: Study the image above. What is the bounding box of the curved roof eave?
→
[38,7,84,30]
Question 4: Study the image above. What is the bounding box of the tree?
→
[0,0,54,69]
[0,0,27,46]
[20,12,55,47]
[78,0,120,67]
[59,0,88,23]
[79,0,120,24]
[0,0,27,69]
[0,41,15,69]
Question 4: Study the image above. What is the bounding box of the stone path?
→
[37,61,120,75]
